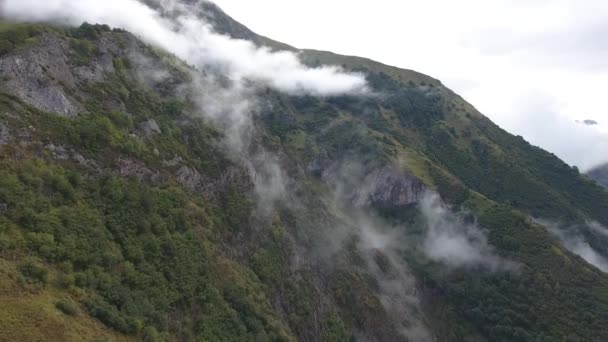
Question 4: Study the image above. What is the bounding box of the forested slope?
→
[1,7,608,342]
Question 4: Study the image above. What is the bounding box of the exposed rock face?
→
[175,164,252,197]
[0,31,123,116]
[352,165,426,209]
[0,123,11,145]
[45,143,69,160]
[323,162,427,210]
[176,165,202,192]
[138,118,161,137]
[162,155,251,196]
[0,33,82,116]
[0,30,167,117]
[116,157,163,184]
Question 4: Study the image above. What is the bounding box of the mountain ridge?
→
[190,1,444,89]
[1,2,608,341]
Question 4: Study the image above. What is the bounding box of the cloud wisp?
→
[0,0,371,211]
[317,160,435,340]
[420,193,514,271]
[323,160,513,272]
[314,160,516,340]
[353,213,433,342]
[0,0,368,96]
[540,220,608,272]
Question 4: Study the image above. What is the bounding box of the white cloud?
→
[3,0,607,167]
[211,0,608,169]
[541,220,608,272]
[0,0,368,96]
[420,193,513,271]
[500,91,608,170]
[0,0,370,209]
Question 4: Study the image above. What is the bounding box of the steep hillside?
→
[199,1,608,224]
[1,3,608,342]
[588,163,608,188]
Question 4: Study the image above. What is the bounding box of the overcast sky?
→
[214,0,608,170]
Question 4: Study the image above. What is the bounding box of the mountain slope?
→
[198,2,608,224]
[1,5,608,342]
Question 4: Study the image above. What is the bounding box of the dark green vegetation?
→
[0,22,51,55]
[0,22,294,342]
[2,9,608,342]
[588,163,608,189]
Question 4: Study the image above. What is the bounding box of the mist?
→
[0,1,515,339]
[0,0,368,96]
[314,160,516,340]
[316,160,432,340]
[419,193,514,271]
[323,161,513,271]
[0,0,371,212]
[540,220,608,272]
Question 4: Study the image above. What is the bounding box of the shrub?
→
[55,299,80,316]
[142,326,161,342]
[19,258,48,284]
[0,23,45,56]
[0,39,14,55]
[70,39,97,65]
[56,273,75,289]
[85,297,135,334]
[68,22,111,41]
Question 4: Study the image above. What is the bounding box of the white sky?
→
[213,0,608,170]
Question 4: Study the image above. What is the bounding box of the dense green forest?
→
[1,10,608,342]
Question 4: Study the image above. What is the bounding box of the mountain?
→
[588,163,608,188]
[2,2,608,342]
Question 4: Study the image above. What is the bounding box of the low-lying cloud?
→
[318,161,434,340]
[354,214,433,342]
[420,193,513,271]
[0,0,368,208]
[323,160,512,271]
[541,220,608,272]
[318,162,514,339]
[1,0,368,96]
